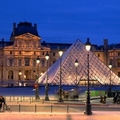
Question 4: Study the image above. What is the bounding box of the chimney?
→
[13,23,16,36]
[34,23,37,29]
[104,39,108,51]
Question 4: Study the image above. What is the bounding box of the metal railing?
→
[8,104,83,113]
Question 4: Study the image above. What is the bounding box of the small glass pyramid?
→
[38,39,120,85]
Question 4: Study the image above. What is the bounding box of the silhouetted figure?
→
[0,95,5,111]
[113,92,118,103]
[100,95,107,103]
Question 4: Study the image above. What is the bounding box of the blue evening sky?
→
[0,0,120,45]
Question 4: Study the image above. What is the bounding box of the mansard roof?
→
[10,22,39,38]
[41,41,72,50]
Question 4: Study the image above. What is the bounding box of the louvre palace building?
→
[0,21,120,86]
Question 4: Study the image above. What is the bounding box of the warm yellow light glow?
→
[74,59,79,67]
[45,52,49,60]
[109,64,112,69]
[85,38,91,51]
[85,45,91,51]
[19,71,22,75]
[40,72,44,76]
[36,56,40,64]
[24,75,26,78]
[59,50,63,57]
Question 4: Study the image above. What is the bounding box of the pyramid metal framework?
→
[38,39,120,85]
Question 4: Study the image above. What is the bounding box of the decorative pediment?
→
[15,33,41,40]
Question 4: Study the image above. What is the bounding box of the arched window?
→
[8,70,13,80]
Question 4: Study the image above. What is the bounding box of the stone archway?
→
[8,70,13,80]
[25,70,30,80]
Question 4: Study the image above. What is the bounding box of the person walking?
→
[0,96,3,112]
[0,95,5,112]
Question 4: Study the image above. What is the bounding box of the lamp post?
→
[109,61,112,95]
[19,71,22,81]
[35,56,40,100]
[84,38,92,115]
[18,71,22,86]
[74,59,79,89]
[45,52,50,101]
[58,50,64,102]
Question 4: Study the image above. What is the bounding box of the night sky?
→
[0,0,120,45]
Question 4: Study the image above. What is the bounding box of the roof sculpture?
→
[38,39,120,85]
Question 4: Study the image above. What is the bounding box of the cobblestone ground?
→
[0,112,120,120]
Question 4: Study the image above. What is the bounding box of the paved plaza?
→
[0,111,120,120]
[1,86,120,119]
[0,95,120,120]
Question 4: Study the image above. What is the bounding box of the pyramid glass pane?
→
[38,39,120,85]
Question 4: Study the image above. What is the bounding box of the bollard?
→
[29,98,31,104]
[19,104,20,113]
[67,105,69,113]
[35,104,36,113]
[51,105,52,113]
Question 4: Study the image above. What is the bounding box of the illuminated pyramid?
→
[38,39,120,85]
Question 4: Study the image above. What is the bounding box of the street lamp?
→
[84,38,92,115]
[19,71,22,81]
[74,59,79,89]
[35,56,40,100]
[109,61,112,95]
[58,50,64,102]
[45,52,50,101]
[18,71,22,86]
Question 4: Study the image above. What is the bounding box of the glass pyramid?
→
[38,39,120,85]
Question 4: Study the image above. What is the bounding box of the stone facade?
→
[0,22,120,86]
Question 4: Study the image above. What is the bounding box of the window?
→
[41,59,45,67]
[53,52,55,56]
[19,59,22,66]
[25,58,30,66]
[10,51,12,55]
[42,52,44,55]
[118,52,120,56]
[33,59,36,66]
[9,59,13,66]
[98,54,100,57]
[118,72,120,77]
[118,62,120,67]
[19,51,21,55]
